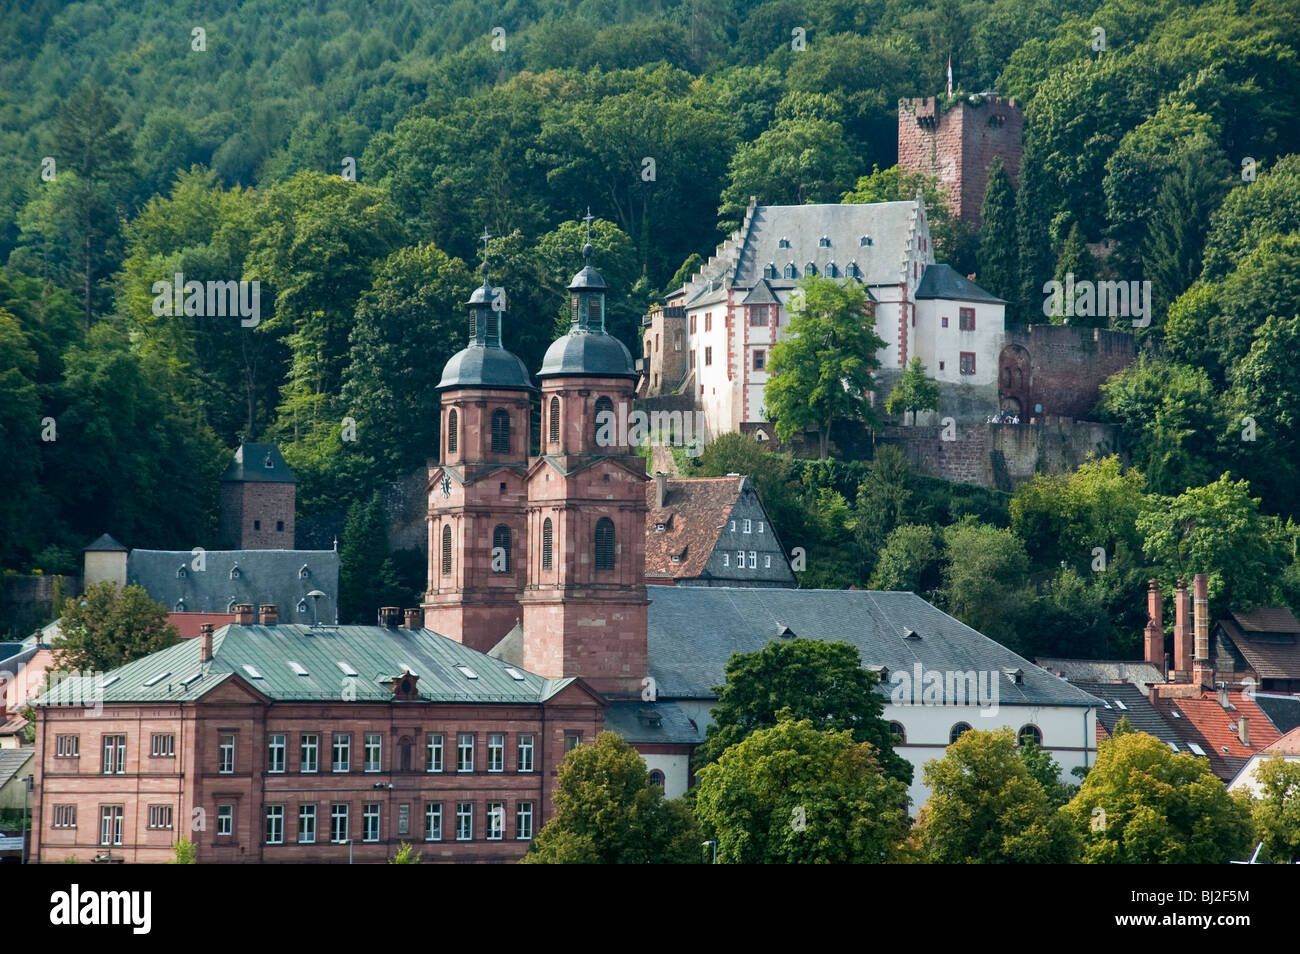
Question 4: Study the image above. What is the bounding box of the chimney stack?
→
[259,604,278,626]
[199,622,214,664]
[404,608,422,629]
[1218,683,1231,709]
[655,472,667,510]
[1238,714,1250,747]
[234,603,255,625]
[378,606,400,627]
[1143,579,1164,671]
[1193,572,1212,689]
[1173,579,1193,678]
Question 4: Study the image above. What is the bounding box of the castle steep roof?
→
[914,263,1004,303]
[221,443,296,484]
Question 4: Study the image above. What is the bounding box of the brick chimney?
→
[654,471,667,510]
[259,604,278,626]
[1238,714,1250,747]
[199,622,214,664]
[1193,572,1212,689]
[234,603,255,625]
[378,606,400,627]
[1173,579,1193,677]
[404,608,422,629]
[1143,579,1164,671]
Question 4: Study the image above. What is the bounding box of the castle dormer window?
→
[297,599,308,614]
[860,236,872,247]
[177,565,187,578]
[846,261,860,279]
[228,599,238,612]
[299,565,311,580]
[804,262,817,276]
[230,564,240,580]
[264,453,274,469]
[175,600,186,612]
[825,262,837,278]
[763,263,776,280]
[778,237,790,249]
[783,263,796,279]
[818,236,830,247]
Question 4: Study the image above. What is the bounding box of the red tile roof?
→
[1160,690,1284,780]
[1260,726,1300,757]
[644,477,744,581]
[168,612,237,640]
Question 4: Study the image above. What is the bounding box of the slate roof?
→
[1217,609,1300,680]
[1156,690,1284,781]
[35,623,580,706]
[603,701,704,745]
[740,279,779,305]
[1071,681,1184,750]
[85,533,127,552]
[1254,693,1300,734]
[0,748,33,789]
[645,476,744,580]
[645,587,1100,707]
[438,344,534,391]
[127,549,338,622]
[1035,658,1164,689]
[221,443,296,484]
[538,331,636,379]
[914,263,1004,303]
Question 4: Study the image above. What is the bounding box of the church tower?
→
[424,246,535,653]
[521,222,649,697]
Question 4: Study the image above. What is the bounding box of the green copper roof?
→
[221,443,297,484]
[34,624,577,706]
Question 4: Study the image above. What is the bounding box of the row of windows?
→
[723,551,771,570]
[886,722,1043,747]
[441,520,617,576]
[939,307,977,331]
[645,331,685,355]
[215,731,562,775]
[760,261,863,280]
[450,395,635,457]
[262,801,534,845]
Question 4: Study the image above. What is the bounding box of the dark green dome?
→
[438,345,534,391]
[537,331,635,379]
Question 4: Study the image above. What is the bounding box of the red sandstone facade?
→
[31,676,603,863]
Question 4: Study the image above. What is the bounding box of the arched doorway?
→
[997,345,1031,418]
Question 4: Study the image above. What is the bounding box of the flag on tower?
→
[947,56,953,96]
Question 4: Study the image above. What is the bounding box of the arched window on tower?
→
[447,409,458,454]
[441,525,452,576]
[492,525,512,573]
[593,396,614,448]
[548,397,560,444]
[594,518,615,570]
[542,518,553,570]
[490,409,510,453]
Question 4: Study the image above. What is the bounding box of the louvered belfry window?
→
[594,518,615,571]
[447,409,458,454]
[441,525,452,575]
[491,409,510,453]
[549,397,560,444]
[593,397,614,446]
[493,525,511,572]
[542,518,553,570]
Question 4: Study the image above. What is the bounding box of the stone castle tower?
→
[425,230,648,697]
[897,94,1023,229]
[219,443,297,549]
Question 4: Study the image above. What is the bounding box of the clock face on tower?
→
[441,475,452,498]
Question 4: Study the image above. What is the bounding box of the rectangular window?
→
[54,805,77,828]
[364,733,382,772]
[517,734,534,773]
[959,307,975,330]
[457,733,474,772]
[486,802,504,840]
[100,806,123,846]
[564,731,582,752]
[749,305,768,326]
[737,549,745,567]
[674,332,682,351]
[516,802,534,840]
[730,519,736,532]
[689,314,696,334]
[941,316,949,328]
[363,804,380,843]
[148,805,173,829]
[218,733,234,774]
[748,551,757,568]
[654,333,659,352]
[56,734,79,758]
[689,350,695,369]
[101,735,125,775]
[743,519,752,534]
[758,521,764,533]
[960,352,976,375]
[300,734,319,773]
[722,552,729,567]
[398,803,410,835]
[268,734,286,773]
[456,803,473,841]
[705,312,712,332]
[427,733,444,772]
[425,803,443,841]
[332,733,350,772]
[217,805,232,836]
[298,804,316,844]
[765,554,772,568]
[488,733,504,773]
[331,804,349,844]
[265,806,284,845]
[704,346,712,366]
[151,734,175,758]
[753,350,765,370]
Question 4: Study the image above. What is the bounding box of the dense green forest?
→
[3,0,1300,653]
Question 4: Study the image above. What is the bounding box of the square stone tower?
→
[219,443,297,549]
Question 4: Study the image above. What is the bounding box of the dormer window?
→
[228,599,238,612]
[825,262,837,278]
[177,565,187,578]
[763,263,776,279]
[845,261,860,279]
[804,262,817,276]
[783,263,796,278]
[175,599,186,612]
[778,237,790,249]
[297,599,308,614]
[818,236,830,247]
[230,564,240,580]
[299,565,311,579]
[264,453,274,469]
[860,236,872,246]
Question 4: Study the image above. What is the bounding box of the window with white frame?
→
[300,734,319,773]
[56,734,79,758]
[427,733,444,772]
[516,802,534,840]
[456,802,473,840]
[54,805,77,828]
[757,521,764,533]
[748,551,757,568]
[102,734,125,775]
[363,804,380,842]
[364,733,382,772]
[265,806,284,845]
[765,554,772,568]
[151,734,174,758]
[332,733,350,772]
[743,518,752,533]
[736,549,745,567]
[330,804,349,844]
[218,733,235,774]
[298,804,316,843]
[722,553,729,567]
[268,734,286,773]
[517,734,534,773]
[217,805,232,836]
[457,733,474,772]
[425,803,442,841]
[100,806,123,846]
[486,802,504,840]
[148,805,173,829]
[488,733,504,772]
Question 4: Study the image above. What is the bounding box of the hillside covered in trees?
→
[3,0,1299,653]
